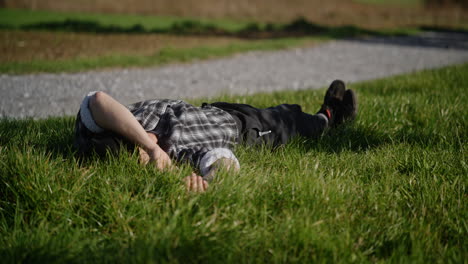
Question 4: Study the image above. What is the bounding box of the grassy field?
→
[0,64,466,262]
[1,0,467,75]
[3,0,467,28]
[0,34,322,74]
[2,8,413,74]
[2,8,358,74]
[0,8,251,32]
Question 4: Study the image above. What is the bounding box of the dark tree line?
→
[425,0,468,7]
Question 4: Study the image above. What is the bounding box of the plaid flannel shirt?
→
[127,99,239,168]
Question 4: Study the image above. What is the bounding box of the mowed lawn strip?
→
[0,8,420,74]
[0,8,250,32]
[0,8,319,74]
[0,31,254,62]
[0,32,327,74]
[0,64,466,262]
[2,1,467,30]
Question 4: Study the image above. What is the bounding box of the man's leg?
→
[334,89,358,126]
[211,101,327,146]
[317,80,358,127]
[212,80,357,145]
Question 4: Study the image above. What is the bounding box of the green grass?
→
[0,8,418,74]
[0,8,418,36]
[0,8,250,32]
[0,37,323,75]
[1,64,467,263]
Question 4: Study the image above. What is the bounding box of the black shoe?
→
[335,89,358,125]
[318,80,346,125]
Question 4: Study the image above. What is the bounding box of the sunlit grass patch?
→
[0,36,322,74]
[0,8,420,74]
[0,64,467,262]
[0,8,250,33]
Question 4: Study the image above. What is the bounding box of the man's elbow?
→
[89,91,109,111]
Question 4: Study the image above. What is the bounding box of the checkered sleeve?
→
[127,100,239,174]
[127,99,182,131]
[199,148,240,177]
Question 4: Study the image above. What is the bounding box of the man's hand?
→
[138,132,173,171]
[147,145,173,171]
[184,173,209,193]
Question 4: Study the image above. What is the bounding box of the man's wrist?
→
[147,144,164,156]
[143,133,159,152]
[147,132,158,144]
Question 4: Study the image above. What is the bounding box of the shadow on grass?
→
[0,17,403,39]
[349,26,468,50]
[1,115,455,165]
[0,118,418,159]
[0,117,144,169]
[298,123,388,154]
[0,117,75,160]
[293,120,456,156]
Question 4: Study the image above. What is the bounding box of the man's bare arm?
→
[88,91,172,170]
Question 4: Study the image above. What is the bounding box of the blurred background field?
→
[0,0,467,73]
[2,0,467,28]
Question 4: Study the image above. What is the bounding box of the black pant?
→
[209,102,328,147]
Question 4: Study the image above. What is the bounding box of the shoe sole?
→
[325,80,346,104]
[343,89,358,121]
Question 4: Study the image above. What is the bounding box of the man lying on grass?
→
[73,80,357,192]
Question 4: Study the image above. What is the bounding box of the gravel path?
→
[1,31,468,119]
